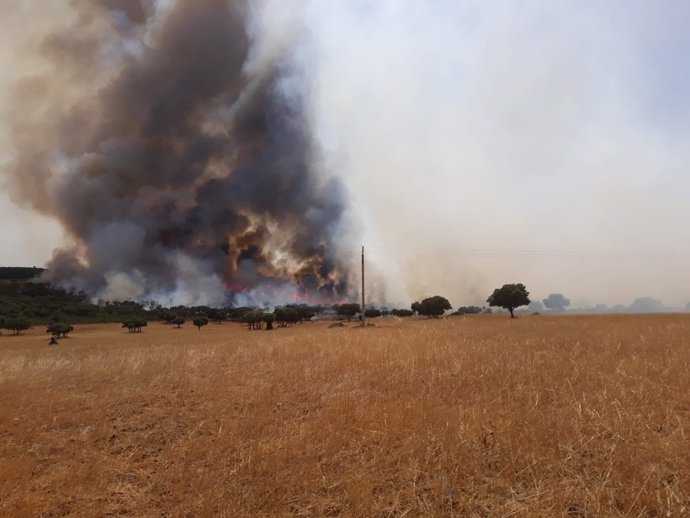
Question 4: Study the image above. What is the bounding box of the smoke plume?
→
[3,1,690,309]
[1,0,350,306]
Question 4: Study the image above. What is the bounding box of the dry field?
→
[0,315,689,517]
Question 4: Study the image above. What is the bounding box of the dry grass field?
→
[1,315,689,517]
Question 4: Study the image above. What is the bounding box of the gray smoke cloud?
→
[0,0,351,306]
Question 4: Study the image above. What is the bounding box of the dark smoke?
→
[2,0,350,305]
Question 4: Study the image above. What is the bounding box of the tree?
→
[411,296,452,318]
[364,308,382,318]
[391,309,414,317]
[456,306,483,315]
[275,307,298,327]
[278,304,316,323]
[336,303,361,322]
[629,297,664,313]
[487,284,530,318]
[242,311,264,330]
[47,324,74,338]
[160,311,176,324]
[3,318,31,335]
[192,317,208,330]
[122,320,146,333]
[263,313,275,330]
[528,301,544,313]
[172,317,185,328]
[543,293,570,311]
[0,266,45,281]
[207,308,226,324]
[228,307,254,322]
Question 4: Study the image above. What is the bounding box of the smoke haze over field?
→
[1,1,690,307]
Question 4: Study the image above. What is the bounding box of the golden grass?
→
[0,315,689,517]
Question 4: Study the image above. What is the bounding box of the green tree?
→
[242,311,264,330]
[122,320,146,333]
[263,313,275,330]
[411,296,452,318]
[207,308,226,324]
[228,307,254,321]
[275,307,298,327]
[159,311,176,324]
[295,305,316,322]
[47,323,74,338]
[3,318,31,335]
[487,283,530,318]
[336,303,361,322]
[456,306,483,315]
[192,317,209,330]
[172,317,185,328]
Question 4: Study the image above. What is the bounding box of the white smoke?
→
[292,0,690,307]
[148,253,227,307]
[99,270,146,302]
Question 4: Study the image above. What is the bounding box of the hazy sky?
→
[2,0,690,307]
[0,2,67,266]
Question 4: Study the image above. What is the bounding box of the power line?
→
[359,245,681,258]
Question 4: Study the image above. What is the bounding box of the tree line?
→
[0,274,586,340]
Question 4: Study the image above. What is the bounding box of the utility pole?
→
[361,245,366,327]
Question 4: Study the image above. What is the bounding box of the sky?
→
[0,2,68,266]
[1,0,690,308]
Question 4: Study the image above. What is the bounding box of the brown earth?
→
[0,315,689,517]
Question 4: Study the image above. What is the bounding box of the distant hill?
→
[0,267,46,281]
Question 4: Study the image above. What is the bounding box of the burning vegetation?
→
[2,0,350,307]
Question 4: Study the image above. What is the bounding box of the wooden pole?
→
[361,245,366,327]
